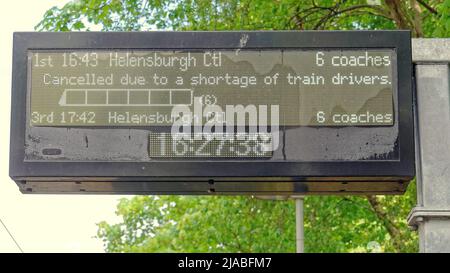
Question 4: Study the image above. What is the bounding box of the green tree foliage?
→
[36,0,449,252]
[36,0,450,37]
[97,184,417,253]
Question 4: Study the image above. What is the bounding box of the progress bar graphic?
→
[58,88,193,107]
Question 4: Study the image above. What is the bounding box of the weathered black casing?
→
[10,31,414,194]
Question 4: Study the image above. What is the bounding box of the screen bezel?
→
[10,31,414,181]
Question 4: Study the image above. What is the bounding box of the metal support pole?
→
[295,197,304,253]
[407,39,450,252]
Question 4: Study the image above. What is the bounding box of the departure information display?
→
[10,32,414,194]
[29,50,395,127]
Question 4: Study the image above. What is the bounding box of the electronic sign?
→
[9,31,414,194]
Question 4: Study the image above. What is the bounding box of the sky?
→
[0,0,125,253]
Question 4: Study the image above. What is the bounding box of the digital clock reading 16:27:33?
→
[149,133,273,158]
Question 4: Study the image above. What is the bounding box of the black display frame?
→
[10,31,414,194]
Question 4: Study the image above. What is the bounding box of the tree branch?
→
[384,0,411,29]
[339,10,393,22]
[411,0,424,37]
[416,0,438,15]
[290,0,393,30]
[366,196,403,252]
[313,0,343,30]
